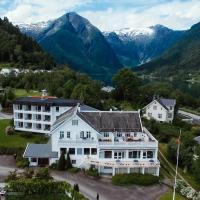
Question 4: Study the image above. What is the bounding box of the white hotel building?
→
[24,106,160,176]
[13,96,96,134]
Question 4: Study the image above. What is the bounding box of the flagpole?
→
[172,129,181,200]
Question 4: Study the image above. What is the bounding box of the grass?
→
[160,189,187,200]
[14,89,41,98]
[0,119,48,148]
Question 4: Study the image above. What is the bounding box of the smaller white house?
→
[142,98,176,123]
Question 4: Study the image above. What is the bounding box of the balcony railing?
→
[85,157,160,168]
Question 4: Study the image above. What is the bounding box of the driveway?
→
[52,171,169,200]
[0,156,17,182]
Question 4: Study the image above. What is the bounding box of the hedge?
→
[0,146,24,155]
[112,173,159,186]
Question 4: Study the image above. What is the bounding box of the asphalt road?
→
[52,171,169,200]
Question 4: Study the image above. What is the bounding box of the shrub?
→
[112,173,159,186]
[16,156,29,168]
[49,163,57,170]
[0,146,24,155]
[66,152,72,170]
[68,167,80,173]
[35,167,52,180]
[85,166,99,177]
[57,151,66,171]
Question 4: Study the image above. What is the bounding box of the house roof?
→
[77,111,142,132]
[23,140,58,158]
[159,98,176,107]
[194,136,200,145]
[14,97,83,107]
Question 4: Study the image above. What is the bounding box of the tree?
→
[73,184,79,192]
[112,68,141,101]
[57,151,66,171]
[192,146,200,181]
[66,152,72,170]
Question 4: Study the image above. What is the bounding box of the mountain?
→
[0,17,55,69]
[138,22,200,78]
[104,25,185,67]
[19,12,123,81]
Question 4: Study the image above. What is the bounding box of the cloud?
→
[80,0,200,31]
[1,0,91,23]
[1,0,200,31]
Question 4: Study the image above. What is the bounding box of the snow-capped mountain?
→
[19,12,122,82]
[104,25,185,66]
[18,15,186,71]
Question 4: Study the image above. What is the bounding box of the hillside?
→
[20,12,123,82]
[138,22,200,78]
[104,25,185,67]
[0,17,55,69]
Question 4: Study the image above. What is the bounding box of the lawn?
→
[160,189,187,200]
[0,119,48,148]
[14,89,41,98]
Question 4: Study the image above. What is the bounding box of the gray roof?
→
[14,97,82,107]
[23,140,58,158]
[77,111,142,132]
[159,98,176,108]
[194,136,200,144]
[80,105,99,111]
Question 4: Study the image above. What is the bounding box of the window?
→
[104,132,109,137]
[129,151,140,159]
[31,158,37,162]
[69,148,75,155]
[80,131,84,138]
[168,113,172,118]
[117,133,122,137]
[104,151,112,158]
[143,151,147,159]
[126,133,130,137]
[86,131,91,138]
[56,106,59,112]
[84,148,90,155]
[158,114,162,119]
[91,148,97,155]
[148,112,152,117]
[134,133,137,137]
[59,131,64,139]
[170,106,173,110]
[114,151,125,159]
[147,151,154,158]
[71,160,76,164]
[60,148,66,154]
[153,106,157,110]
[72,119,78,126]
[67,132,70,138]
[77,148,82,155]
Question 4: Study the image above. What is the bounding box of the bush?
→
[49,163,57,170]
[35,167,52,180]
[68,167,80,173]
[85,166,99,177]
[57,151,66,171]
[112,173,159,186]
[0,146,24,155]
[16,156,29,168]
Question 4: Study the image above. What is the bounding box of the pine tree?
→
[66,152,72,170]
[57,151,66,171]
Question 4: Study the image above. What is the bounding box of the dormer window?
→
[59,131,64,139]
[72,119,78,126]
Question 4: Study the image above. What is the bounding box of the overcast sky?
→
[0,0,200,31]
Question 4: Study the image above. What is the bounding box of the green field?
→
[14,89,41,98]
[0,119,48,148]
[160,190,187,200]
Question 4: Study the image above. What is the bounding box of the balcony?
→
[85,157,160,168]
